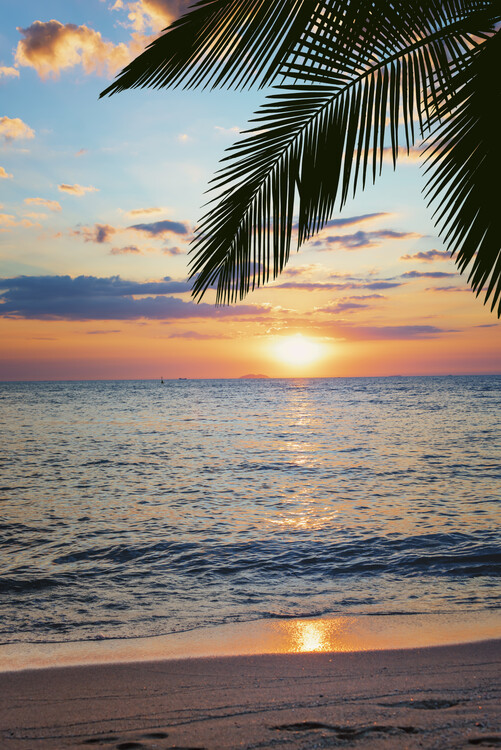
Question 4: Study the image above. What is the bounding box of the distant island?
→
[238,374,270,379]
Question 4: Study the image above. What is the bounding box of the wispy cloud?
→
[166,330,230,339]
[400,249,451,263]
[125,207,164,217]
[214,125,240,137]
[0,213,38,230]
[322,322,457,341]
[110,245,142,255]
[162,245,184,256]
[322,212,389,229]
[0,275,268,321]
[129,219,190,237]
[316,294,386,314]
[426,286,472,293]
[314,229,419,251]
[85,329,121,335]
[401,271,457,279]
[58,183,99,196]
[24,197,61,211]
[0,116,34,141]
[272,279,404,292]
[0,66,20,79]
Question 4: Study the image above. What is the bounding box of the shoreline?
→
[1,639,500,749]
[1,610,500,673]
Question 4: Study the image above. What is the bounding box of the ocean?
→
[1,376,500,647]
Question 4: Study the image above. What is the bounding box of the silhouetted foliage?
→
[101,1,501,315]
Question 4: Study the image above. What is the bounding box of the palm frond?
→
[424,30,501,316]
[100,0,315,96]
[190,5,497,303]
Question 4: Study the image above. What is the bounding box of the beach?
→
[1,639,500,749]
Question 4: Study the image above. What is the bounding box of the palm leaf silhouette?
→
[101,0,501,315]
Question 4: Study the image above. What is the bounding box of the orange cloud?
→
[0,66,20,79]
[0,116,34,141]
[0,213,38,230]
[113,0,188,32]
[0,167,13,179]
[58,183,99,196]
[15,20,143,79]
[125,206,164,217]
[24,197,62,211]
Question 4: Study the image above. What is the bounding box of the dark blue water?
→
[0,376,500,644]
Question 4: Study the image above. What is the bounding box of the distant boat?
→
[178,377,187,380]
[160,376,164,384]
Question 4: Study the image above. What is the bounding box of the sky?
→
[1,0,500,380]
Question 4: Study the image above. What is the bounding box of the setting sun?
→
[273,334,324,367]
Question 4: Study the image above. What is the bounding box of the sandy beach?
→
[1,639,500,749]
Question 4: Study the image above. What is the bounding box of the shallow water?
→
[1,376,500,644]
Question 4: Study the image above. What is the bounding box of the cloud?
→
[74,223,117,243]
[24,197,61,211]
[15,20,142,79]
[0,274,268,321]
[0,167,13,179]
[0,66,20,79]
[314,229,419,250]
[272,279,404,292]
[316,294,386,314]
[0,213,38,230]
[113,0,189,33]
[281,264,328,279]
[425,286,472,293]
[75,148,87,157]
[167,330,229,339]
[126,207,163,217]
[110,245,142,255]
[23,212,47,220]
[0,116,34,141]
[58,183,99,196]
[400,249,451,263]
[85,329,121,334]
[214,125,240,137]
[129,219,190,236]
[322,212,389,229]
[324,322,456,341]
[401,271,457,279]
[162,245,184,255]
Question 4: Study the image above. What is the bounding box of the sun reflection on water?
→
[276,618,357,653]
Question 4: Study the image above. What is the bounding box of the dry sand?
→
[0,639,500,749]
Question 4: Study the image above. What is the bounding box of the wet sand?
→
[1,639,500,749]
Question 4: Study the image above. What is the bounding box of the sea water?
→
[1,376,500,646]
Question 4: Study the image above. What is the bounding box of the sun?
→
[273,334,324,367]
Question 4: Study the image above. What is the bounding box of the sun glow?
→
[273,334,324,367]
